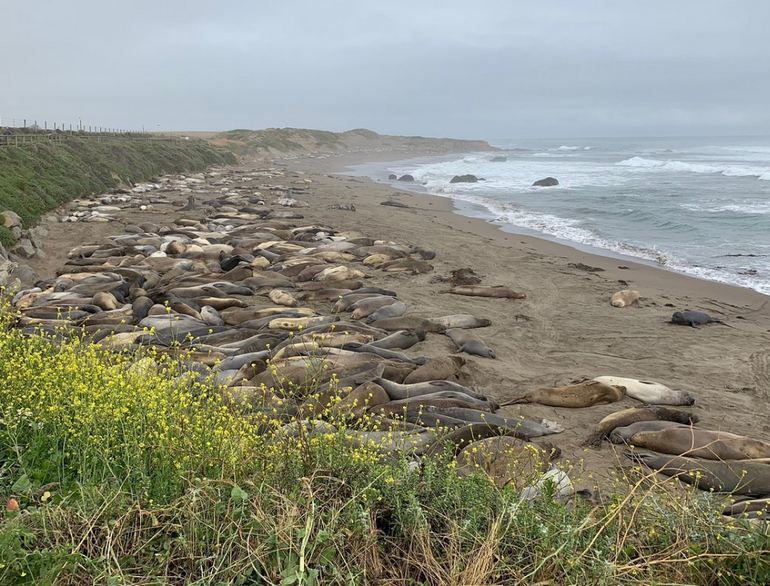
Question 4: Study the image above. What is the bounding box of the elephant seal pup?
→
[610,289,640,308]
[403,356,466,384]
[583,406,699,447]
[368,329,425,350]
[593,376,695,406]
[609,420,689,444]
[428,314,491,329]
[623,427,770,460]
[374,378,490,402]
[505,381,625,408]
[444,328,496,358]
[456,436,559,487]
[449,286,526,299]
[626,451,770,495]
[670,310,729,328]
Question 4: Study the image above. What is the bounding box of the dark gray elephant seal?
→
[609,420,689,444]
[434,407,563,440]
[374,378,490,402]
[583,406,699,447]
[374,392,495,417]
[671,310,730,328]
[444,328,495,358]
[369,329,425,350]
[626,450,770,495]
[424,423,547,458]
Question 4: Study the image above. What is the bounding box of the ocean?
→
[347,137,770,295]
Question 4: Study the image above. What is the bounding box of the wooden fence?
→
[0,132,188,148]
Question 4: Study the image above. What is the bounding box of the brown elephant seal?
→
[610,289,640,308]
[449,285,526,299]
[374,378,490,402]
[626,451,770,495]
[92,291,119,311]
[403,356,466,384]
[456,436,560,487]
[368,329,425,350]
[623,427,770,460]
[593,376,695,406]
[330,381,390,418]
[505,381,625,408]
[583,406,700,447]
[444,328,495,358]
[609,420,689,444]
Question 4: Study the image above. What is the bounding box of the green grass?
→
[0,138,235,246]
[0,318,767,585]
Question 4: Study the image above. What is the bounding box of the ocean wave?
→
[617,156,770,180]
[680,201,770,215]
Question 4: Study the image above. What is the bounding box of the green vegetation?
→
[0,316,767,585]
[0,138,235,245]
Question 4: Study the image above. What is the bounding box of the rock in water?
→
[397,174,415,182]
[532,177,559,187]
[388,174,398,180]
[449,174,481,184]
[490,156,507,162]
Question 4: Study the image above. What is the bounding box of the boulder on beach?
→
[388,174,398,180]
[491,156,507,162]
[532,177,559,187]
[449,174,482,184]
[397,174,415,182]
[1,210,22,229]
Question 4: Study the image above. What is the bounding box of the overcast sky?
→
[3,1,769,138]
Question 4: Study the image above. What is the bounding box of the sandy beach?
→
[25,148,770,487]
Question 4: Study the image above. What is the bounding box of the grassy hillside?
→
[0,138,235,245]
[211,127,496,156]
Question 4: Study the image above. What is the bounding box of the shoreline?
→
[295,150,770,310]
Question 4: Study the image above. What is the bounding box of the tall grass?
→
[0,139,235,245]
[0,318,767,584]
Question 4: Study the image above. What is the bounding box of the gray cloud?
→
[2,0,768,137]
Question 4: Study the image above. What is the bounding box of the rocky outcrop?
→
[532,177,559,187]
[450,174,482,184]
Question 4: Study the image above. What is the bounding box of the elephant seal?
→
[268,289,298,307]
[449,286,526,299]
[583,406,699,447]
[444,328,495,358]
[92,291,119,311]
[340,342,425,365]
[369,329,425,350]
[374,392,496,417]
[374,378,489,402]
[610,289,640,308]
[671,310,729,328]
[435,407,563,439]
[626,451,770,495]
[403,356,466,384]
[424,423,538,458]
[505,381,625,408]
[592,376,695,406]
[622,427,770,460]
[456,436,559,487]
[609,420,689,444]
[331,381,390,418]
[362,301,407,323]
[369,317,445,333]
[428,314,491,329]
[721,498,770,518]
[349,296,400,319]
[200,306,225,326]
